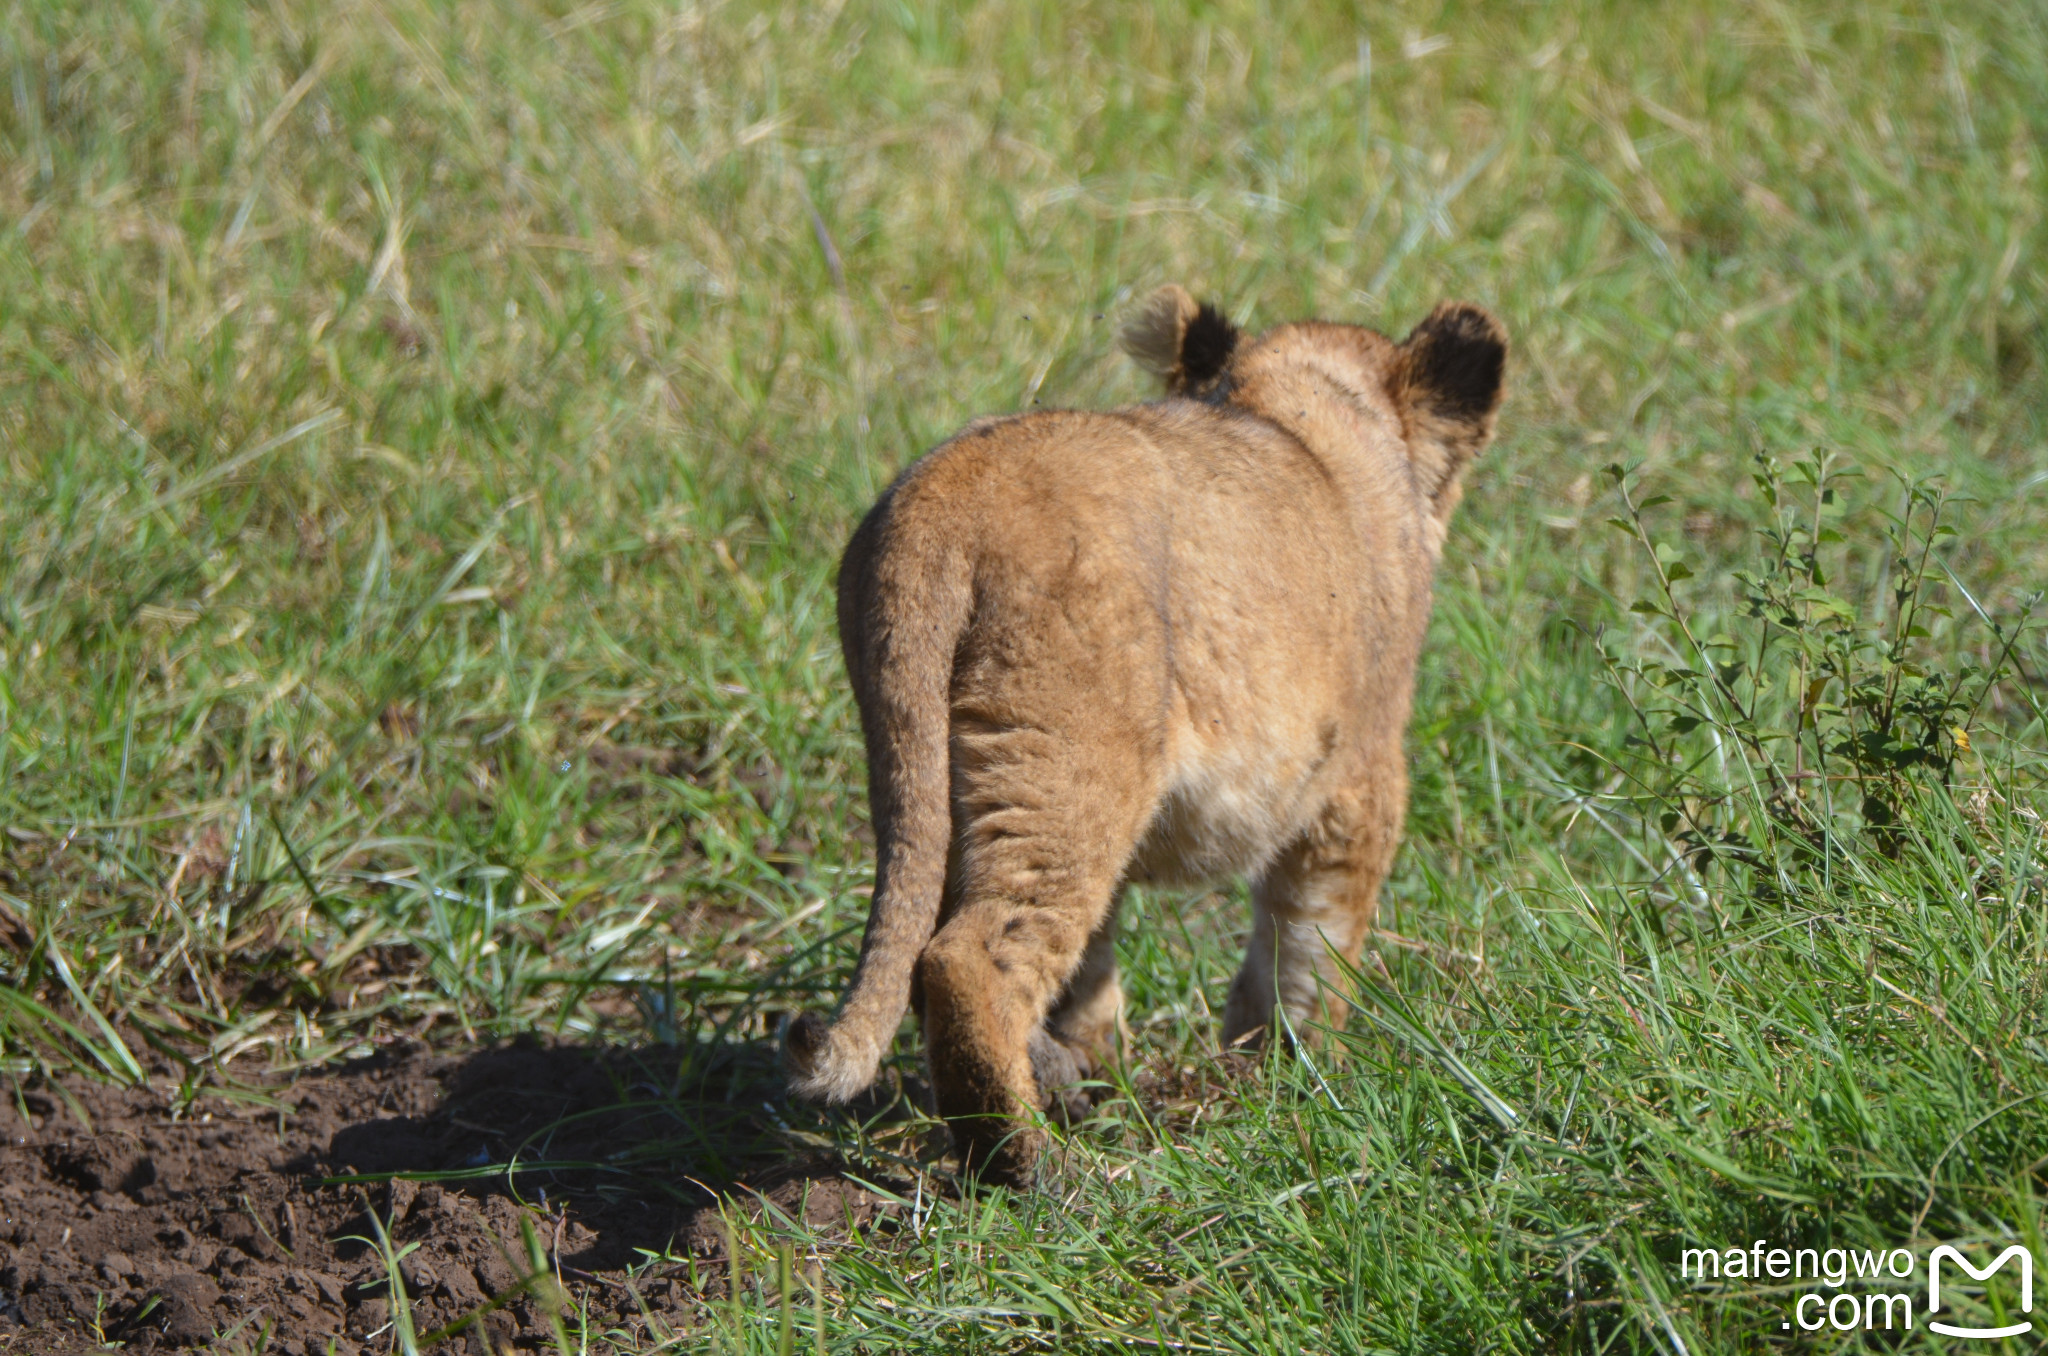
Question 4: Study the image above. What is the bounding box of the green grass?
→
[4,0,2048,1350]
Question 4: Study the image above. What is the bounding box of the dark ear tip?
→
[1406,302,1507,419]
[1415,302,1508,361]
[1180,301,1240,385]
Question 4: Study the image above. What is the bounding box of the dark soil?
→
[0,1039,908,1354]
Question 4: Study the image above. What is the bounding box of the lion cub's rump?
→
[786,286,1506,1185]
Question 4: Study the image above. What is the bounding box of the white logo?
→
[1928,1244,2033,1340]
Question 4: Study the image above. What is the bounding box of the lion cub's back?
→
[895,402,1355,569]
[905,401,1365,837]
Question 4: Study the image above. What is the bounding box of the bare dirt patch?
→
[0,1040,903,1353]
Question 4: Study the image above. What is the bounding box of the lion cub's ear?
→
[1119,284,1240,396]
[1389,301,1508,513]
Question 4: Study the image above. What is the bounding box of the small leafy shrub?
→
[1596,451,2037,883]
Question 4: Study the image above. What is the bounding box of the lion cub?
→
[787,286,1507,1185]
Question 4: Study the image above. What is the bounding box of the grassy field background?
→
[3,0,2047,1350]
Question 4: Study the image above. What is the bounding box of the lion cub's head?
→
[1121,284,1507,522]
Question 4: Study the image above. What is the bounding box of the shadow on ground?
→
[0,1037,922,1354]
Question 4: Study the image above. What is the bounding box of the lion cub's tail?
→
[784,499,971,1104]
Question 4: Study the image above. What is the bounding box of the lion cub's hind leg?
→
[917,750,1155,1186]
[1220,769,1406,1051]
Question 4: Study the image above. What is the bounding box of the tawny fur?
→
[785,285,1507,1186]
